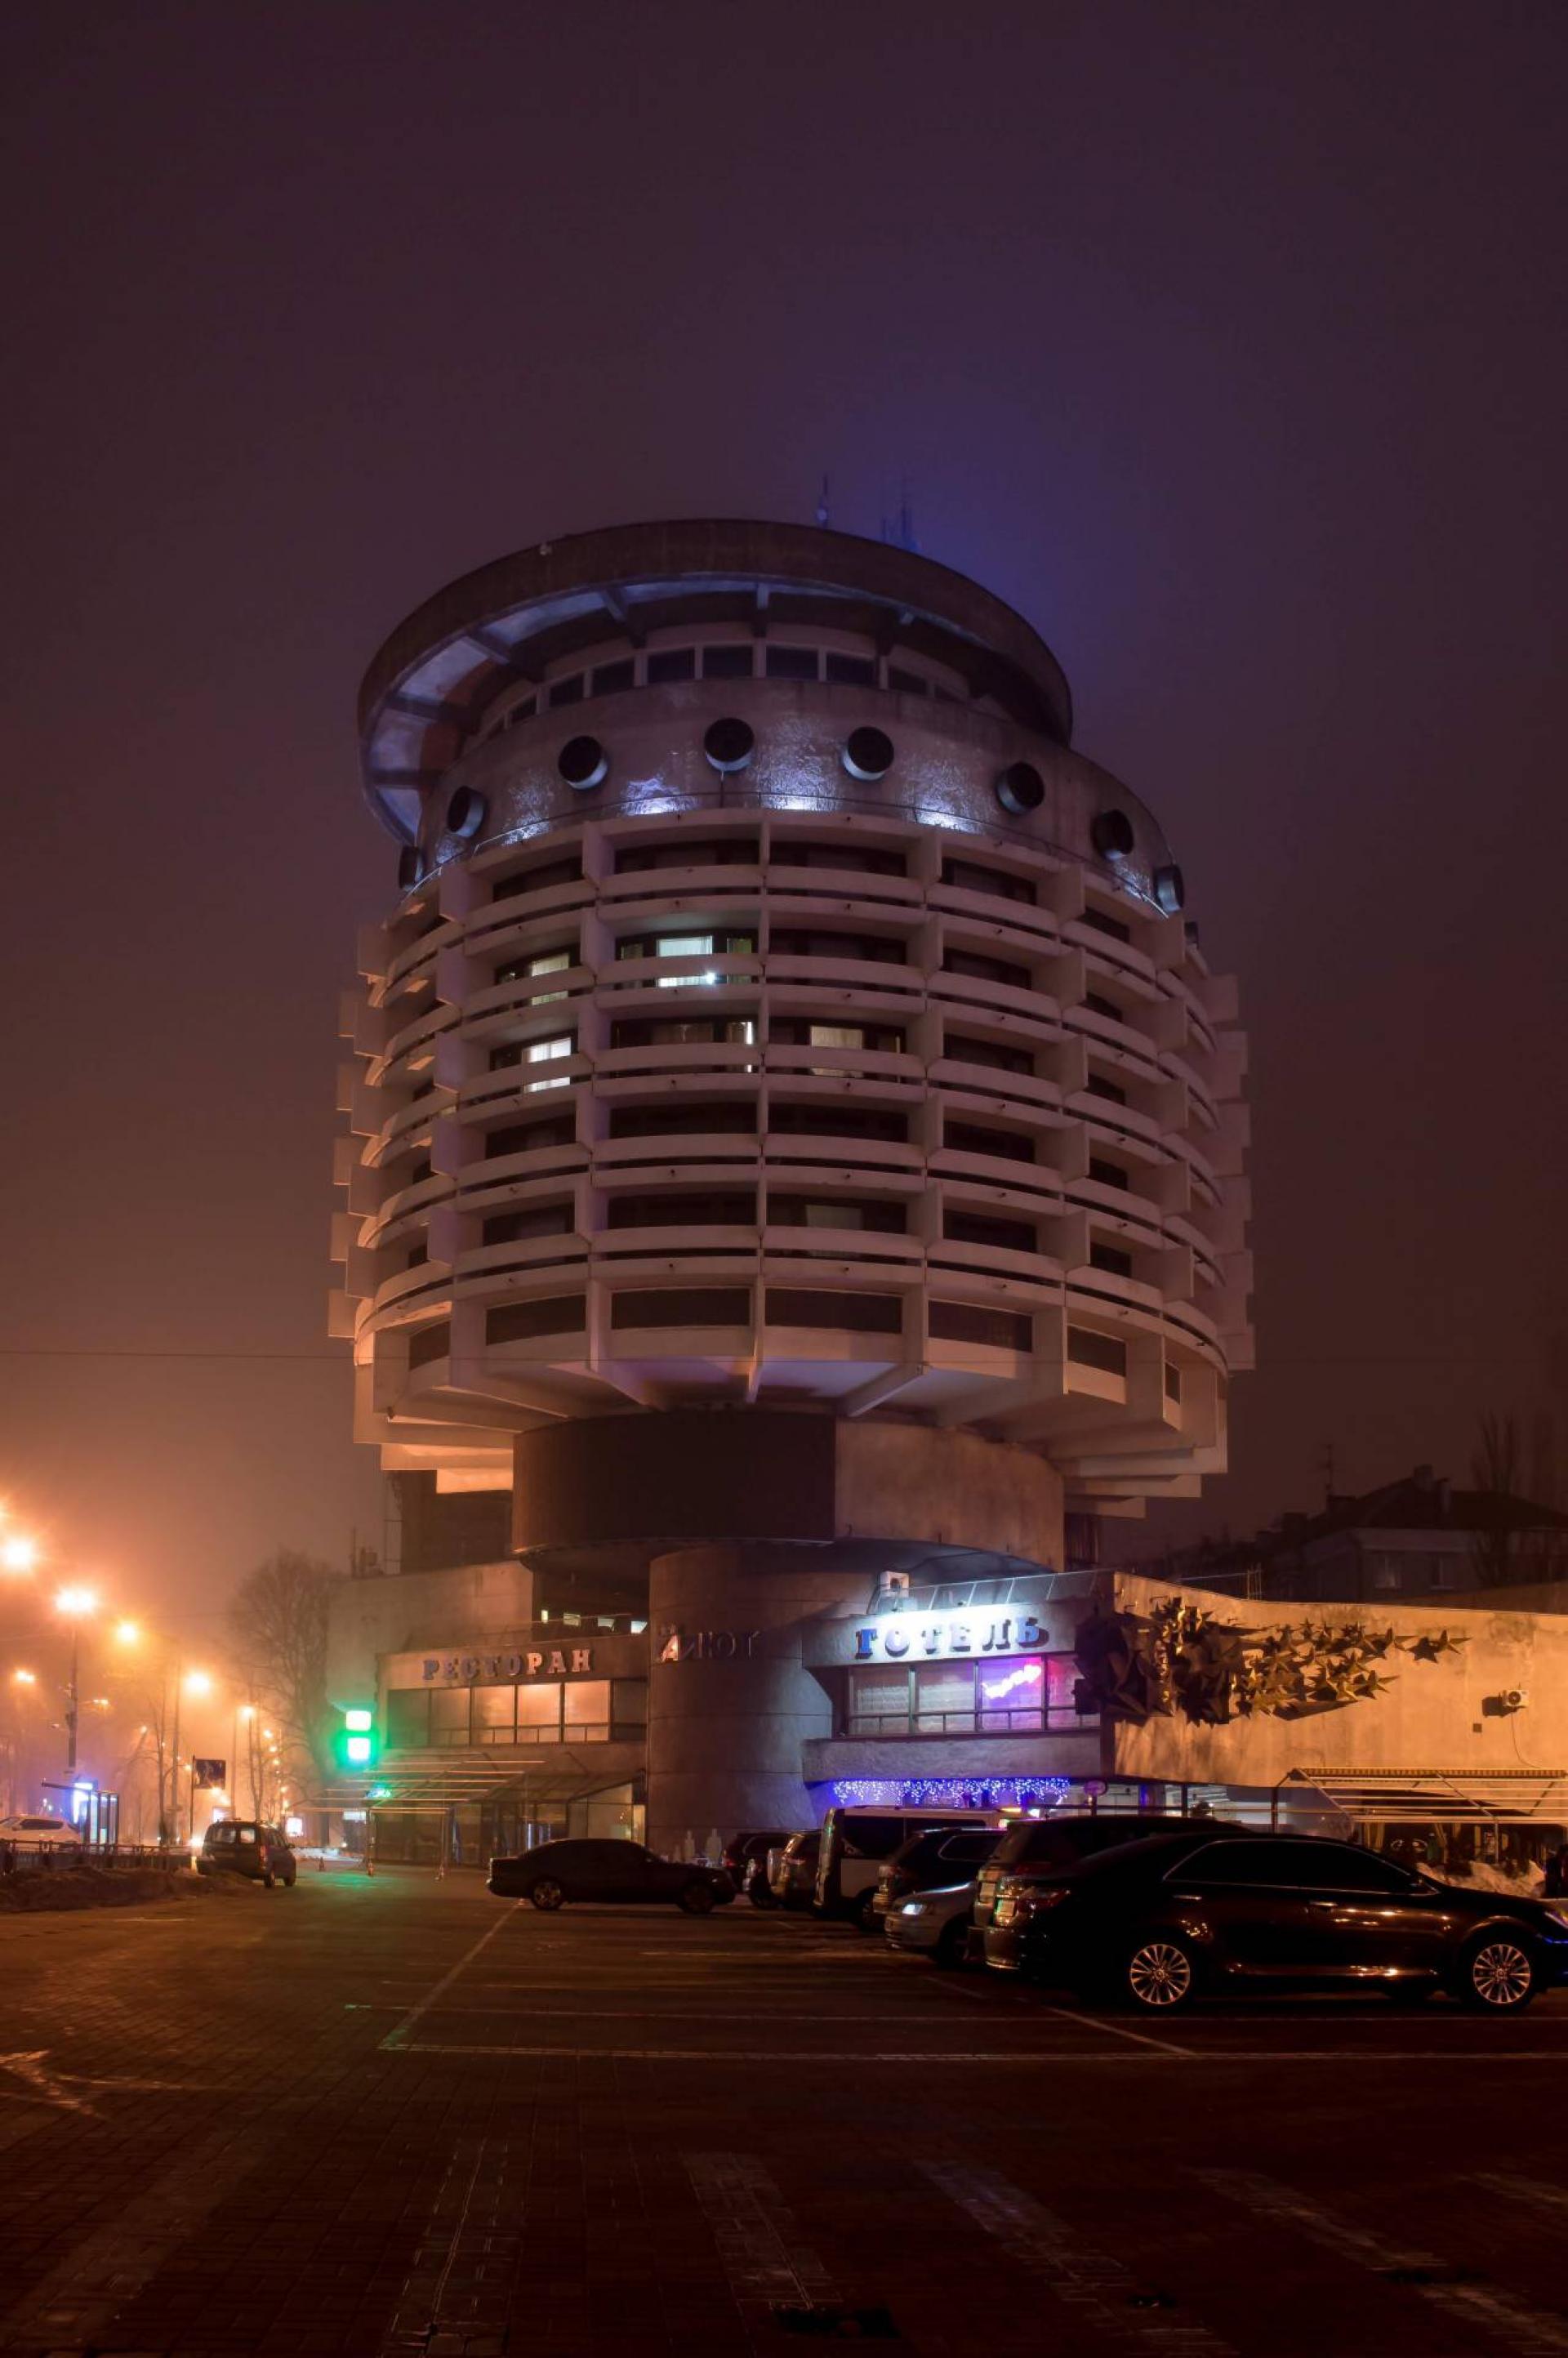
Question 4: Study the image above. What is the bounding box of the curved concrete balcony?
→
[461,1059,589,1122]
[456,1233,590,1283]
[1062,916,1159,985]
[926,1236,1063,1286]
[457,1139,588,1193]
[594,1041,761,1081]
[597,862,764,903]
[463,968,593,1027]
[760,1132,924,1178]
[763,1044,920,1085]
[463,881,594,953]
[761,1224,922,1267]
[929,1057,1067,1117]
[385,924,455,993]
[930,1144,1068,1197]
[764,865,920,907]
[369,1262,454,1320]
[368,1103,442,1168]
[762,954,925,999]
[593,1134,764,1173]
[591,1222,761,1259]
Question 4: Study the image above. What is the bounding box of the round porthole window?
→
[996,761,1045,815]
[1091,809,1135,860]
[558,734,609,790]
[1153,863,1186,915]
[445,786,487,840]
[842,725,894,782]
[703,716,755,774]
[397,845,423,890]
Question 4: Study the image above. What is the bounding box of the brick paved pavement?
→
[2,1870,1568,2355]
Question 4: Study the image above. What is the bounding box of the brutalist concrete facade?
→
[330,520,1252,1846]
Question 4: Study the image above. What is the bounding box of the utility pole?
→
[65,1618,80,1776]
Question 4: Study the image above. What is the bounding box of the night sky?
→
[2,2,1564,1626]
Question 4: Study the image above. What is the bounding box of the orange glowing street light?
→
[0,1533,39,1575]
[52,1587,100,1776]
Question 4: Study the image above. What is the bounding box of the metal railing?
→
[0,1840,190,1875]
[842,1706,1098,1739]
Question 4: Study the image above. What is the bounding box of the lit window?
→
[524,1034,574,1093]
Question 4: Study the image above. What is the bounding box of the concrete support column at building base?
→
[645,1547,869,1857]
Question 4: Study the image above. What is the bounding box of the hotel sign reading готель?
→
[853,1611,1045,1665]
[421,1647,593,1683]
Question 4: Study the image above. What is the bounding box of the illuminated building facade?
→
[330,521,1252,1851]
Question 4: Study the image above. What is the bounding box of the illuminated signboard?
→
[420,1647,593,1683]
[852,1611,1045,1665]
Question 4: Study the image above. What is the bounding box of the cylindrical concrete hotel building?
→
[330,520,1251,1857]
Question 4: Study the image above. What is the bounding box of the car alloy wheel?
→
[1462,1937,1536,2011]
[530,1879,565,1911]
[1125,1937,1196,2011]
[679,1881,716,1915]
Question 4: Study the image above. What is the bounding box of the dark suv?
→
[198,1821,297,1888]
[488,1838,734,1914]
[986,1828,1568,2013]
[971,1812,1219,1949]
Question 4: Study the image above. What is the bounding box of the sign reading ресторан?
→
[421,1647,593,1683]
[853,1611,1045,1665]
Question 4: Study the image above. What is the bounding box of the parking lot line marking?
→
[1196,2169,1568,2357]
[388,2038,1568,2064]
[924,2159,1237,2353]
[684,2151,838,2311]
[1471,2170,1568,2216]
[379,1899,524,2051]
[1042,2003,1195,2058]
[0,2116,269,2352]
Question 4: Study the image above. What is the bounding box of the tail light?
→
[1013,1884,1071,1921]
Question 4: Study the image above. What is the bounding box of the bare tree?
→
[1470,1411,1522,1587]
[225,1550,339,1785]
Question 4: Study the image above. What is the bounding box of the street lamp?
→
[0,1534,39,1574]
[11,1669,36,1687]
[52,1586,100,1776]
[169,1665,216,1846]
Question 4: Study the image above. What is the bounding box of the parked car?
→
[985,1827,1568,2013]
[768,1828,822,1909]
[0,1814,82,1854]
[872,1825,1004,1930]
[197,1821,297,1888]
[970,1812,1229,1946]
[488,1837,734,1914]
[885,1879,987,1968]
[722,1828,792,1906]
[816,1806,996,1927]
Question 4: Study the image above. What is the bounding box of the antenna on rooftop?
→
[814,474,831,528]
[880,479,920,553]
[1317,1440,1336,1507]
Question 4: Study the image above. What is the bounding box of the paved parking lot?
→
[3,1870,1568,2356]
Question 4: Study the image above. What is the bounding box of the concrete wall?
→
[324,1559,534,1709]
[833,1422,1062,1566]
[1102,1571,1568,1787]
[644,1546,869,1853]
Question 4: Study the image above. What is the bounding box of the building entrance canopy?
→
[1276,1767,1568,1826]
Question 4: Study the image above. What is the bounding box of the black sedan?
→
[487,1836,733,1914]
[985,1828,1568,2013]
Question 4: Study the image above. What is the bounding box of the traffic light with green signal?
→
[336,1706,377,1771]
